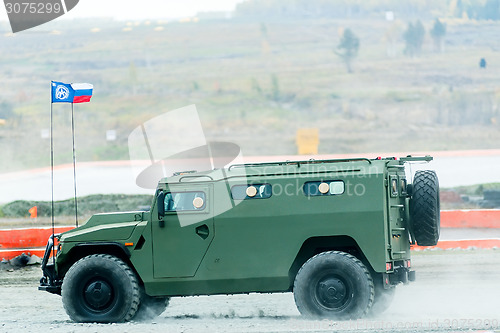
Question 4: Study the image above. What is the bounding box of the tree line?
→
[337,19,446,73]
[236,0,500,20]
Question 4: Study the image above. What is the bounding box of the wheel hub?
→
[316,276,348,309]
[84,280,112,310]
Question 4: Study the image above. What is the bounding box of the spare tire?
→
[409,170,440,246]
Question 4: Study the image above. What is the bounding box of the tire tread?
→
[62,254,140,323]
[293,251,374,319]
[410,170,440,246]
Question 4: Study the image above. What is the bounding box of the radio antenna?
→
[71,103,78,227]
[49,92,56,263]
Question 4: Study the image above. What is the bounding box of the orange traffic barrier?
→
[441,210,500,229]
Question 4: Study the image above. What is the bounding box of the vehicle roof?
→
[158,157,405,185]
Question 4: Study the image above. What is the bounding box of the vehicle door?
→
[152,184,214,278]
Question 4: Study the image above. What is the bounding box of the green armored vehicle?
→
[39,156,440,322]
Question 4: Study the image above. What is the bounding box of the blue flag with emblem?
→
[51,81,74,103]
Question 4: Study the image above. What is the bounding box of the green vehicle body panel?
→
[61,212,144,242]
[54,157,429,297]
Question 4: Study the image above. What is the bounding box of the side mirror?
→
[157,191,165,219]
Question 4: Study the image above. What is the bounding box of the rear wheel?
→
[293,251,374,320]
[410,170,440,246]
[62,254,140,323]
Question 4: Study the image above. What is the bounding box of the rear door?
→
[387,169,410,259]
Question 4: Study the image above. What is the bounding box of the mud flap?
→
[389,267,414,285]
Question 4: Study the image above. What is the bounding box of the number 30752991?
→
[5,2,62,14]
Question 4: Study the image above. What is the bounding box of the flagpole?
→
[50,95,56,263]
[71,102,78,227]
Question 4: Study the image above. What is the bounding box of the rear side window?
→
[231,184,272,200]
[165,191,206,212]
[400,178,407,195]
[390,176,398,197]
[303,180,345,196]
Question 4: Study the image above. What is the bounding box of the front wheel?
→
[62,254,140,323]
[293,251,374,320]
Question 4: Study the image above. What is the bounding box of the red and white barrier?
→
[441,210,500,229]
[0,226,74,260]
[412,238,500,251]
[1,209,500,260]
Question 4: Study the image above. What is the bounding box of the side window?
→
[400,178,407,196]
[231,184,272,200]
[303,180,345,196]
[390,176,398,197]
[164,191,206,212]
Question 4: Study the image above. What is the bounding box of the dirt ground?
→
[1,249,500,333]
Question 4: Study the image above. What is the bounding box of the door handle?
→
[195,224,209,240]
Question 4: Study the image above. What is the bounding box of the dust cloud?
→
[1,249,499,332]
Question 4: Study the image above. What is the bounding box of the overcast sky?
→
[1,0,244,22]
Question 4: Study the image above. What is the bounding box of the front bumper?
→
[38,234,62,295]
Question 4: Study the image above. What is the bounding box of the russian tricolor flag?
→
[71,83,93,103]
